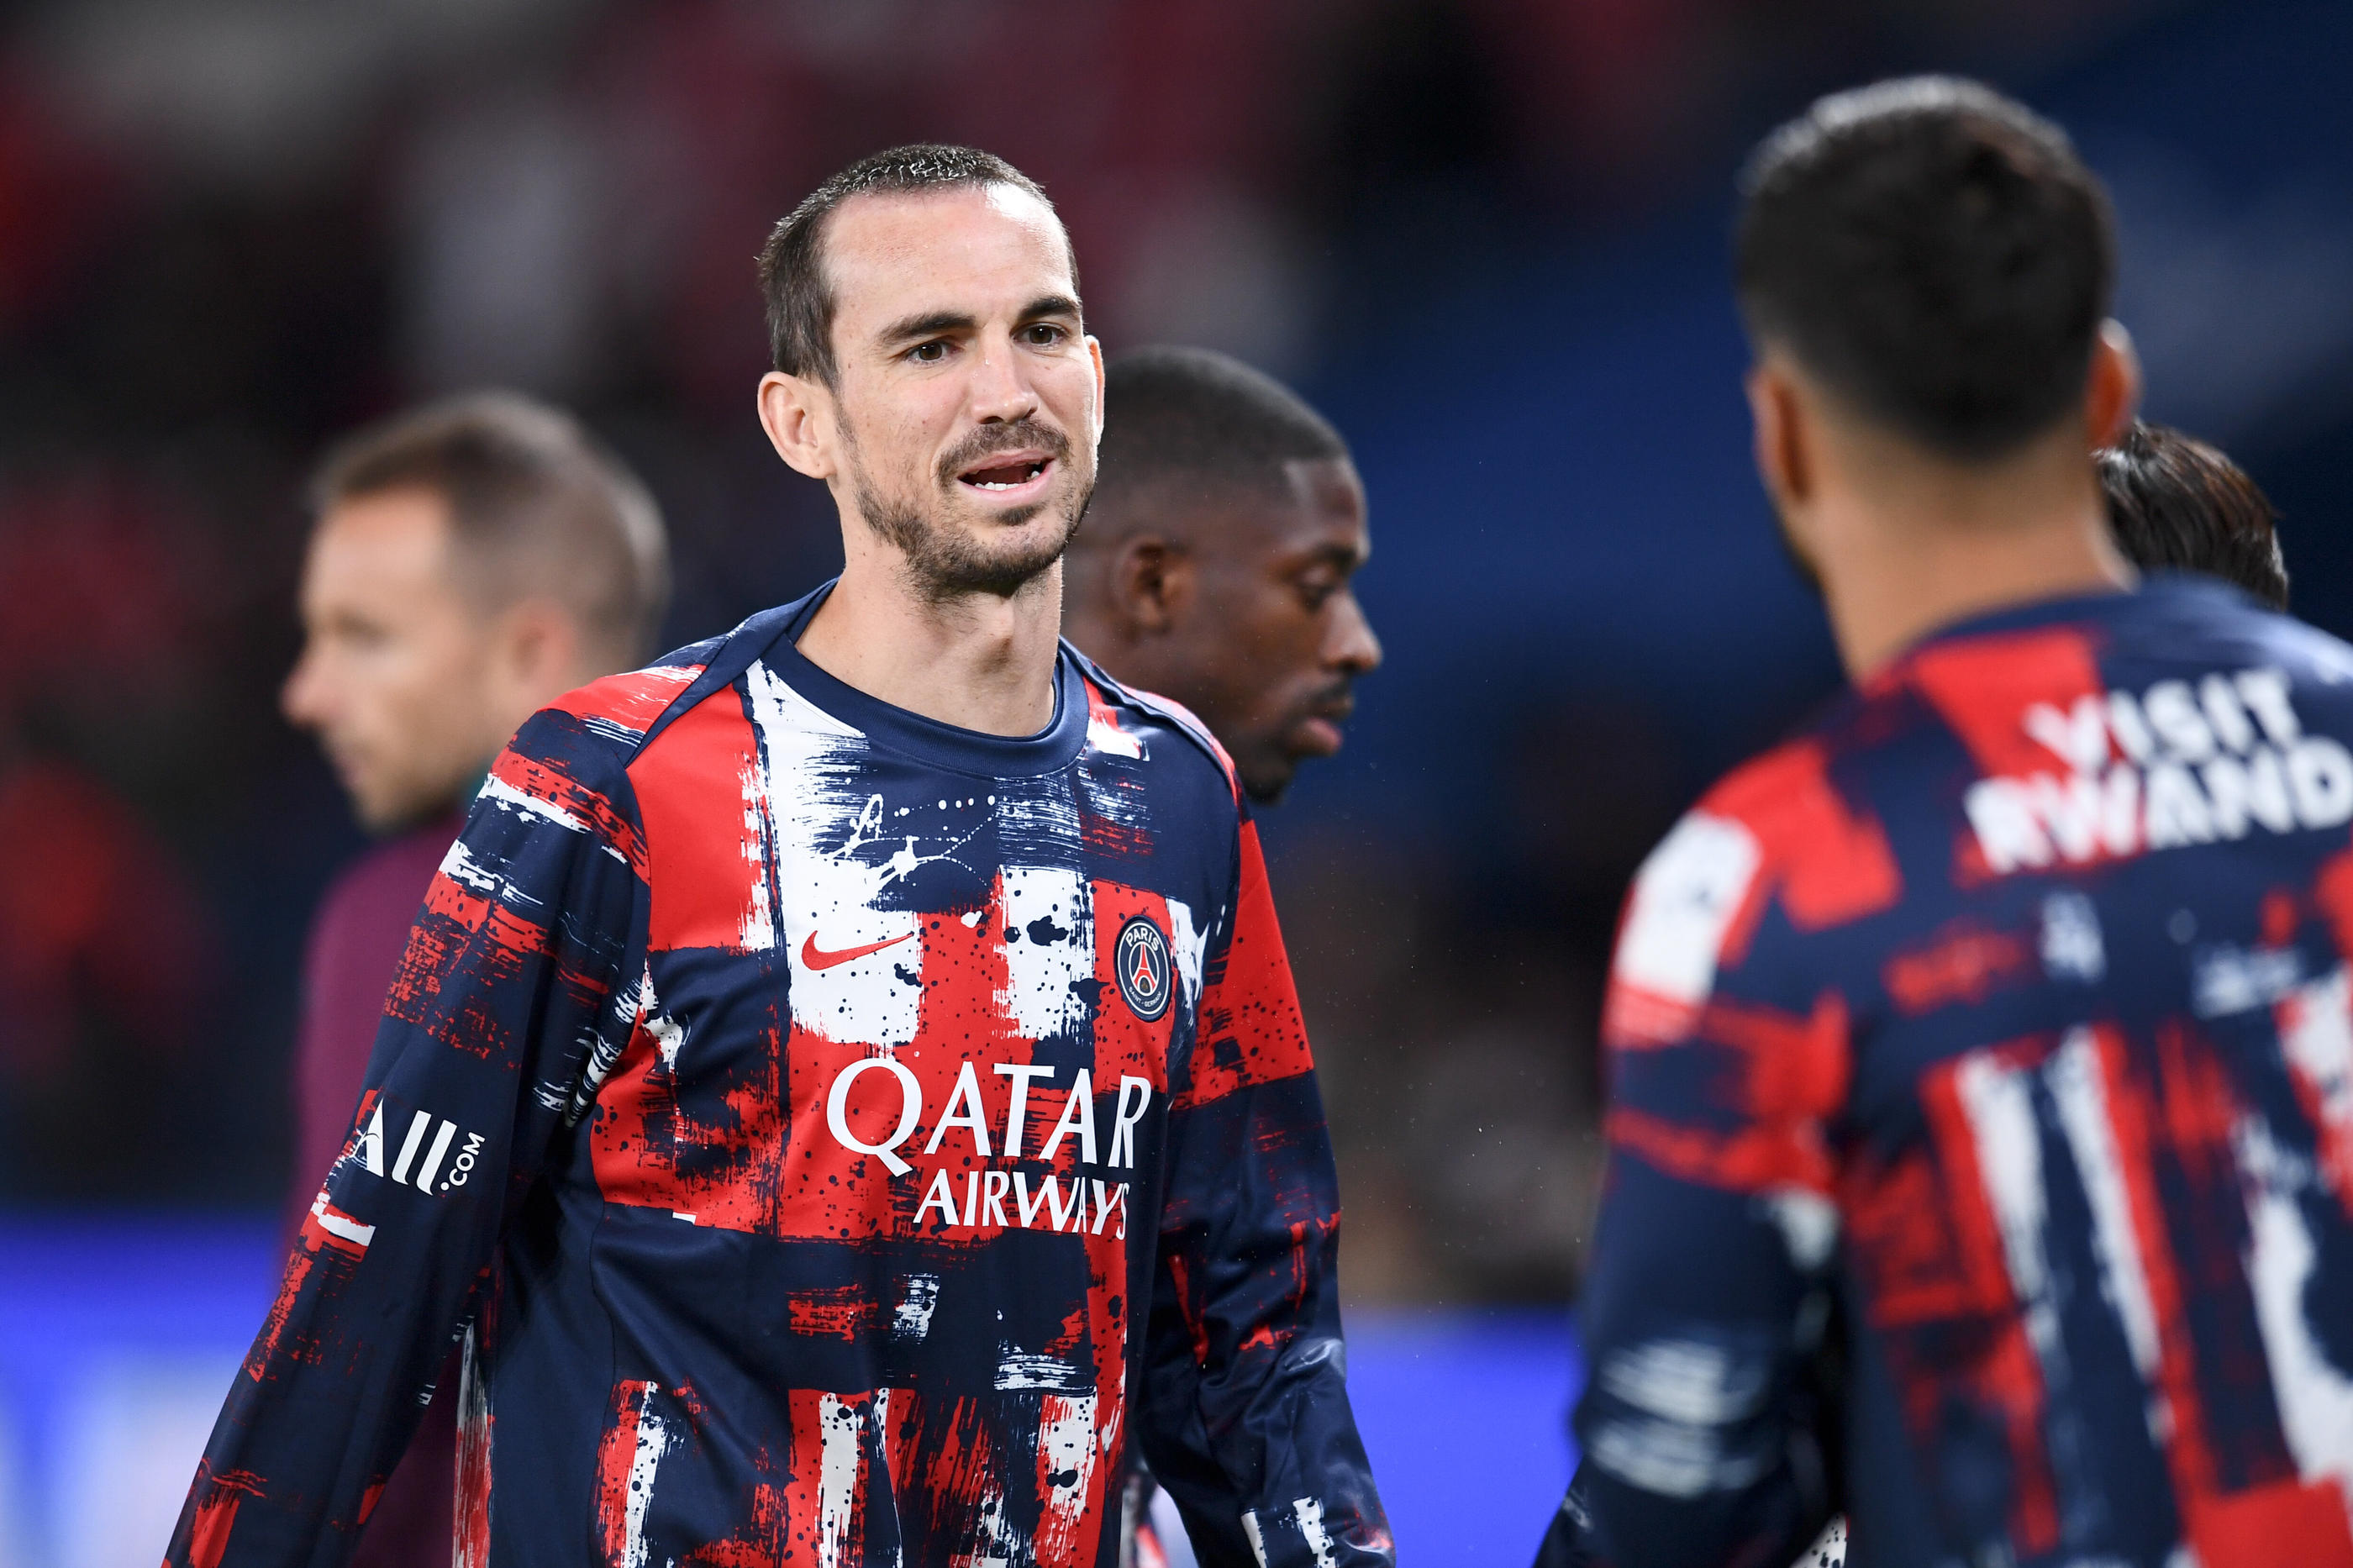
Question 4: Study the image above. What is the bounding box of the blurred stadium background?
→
[1,0,2349,1560]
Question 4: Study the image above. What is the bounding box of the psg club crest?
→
[1114,916,1173,1022]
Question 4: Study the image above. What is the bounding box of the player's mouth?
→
[1292,693,1355,758]
[955,450,1055,503]
[319,739,363,785]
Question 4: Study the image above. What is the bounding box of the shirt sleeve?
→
[1542,806,1850,1568]
[165,709,650,1568]
[1138,807,1394,1568]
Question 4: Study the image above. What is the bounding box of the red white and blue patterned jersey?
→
[1556,578,2353,1568]
[166,586,1392,1568]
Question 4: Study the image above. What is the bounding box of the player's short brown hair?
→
[309,392,671,666]
[2100,422,2288,609]
[756,144,1069,387]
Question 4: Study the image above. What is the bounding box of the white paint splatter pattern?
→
[2045,1031,2166,1401]
[1294,1497,1339,1568]
[1955,1054,2064,1370]
[2235,1116,2353,1488]
[1034,1392,1098,1559]
[817,1393,862,1568]
[619,1386,670,1568]
[1000,866,1092,1040]
[2281,966,2353,1192]
[1613,813,1762,1026]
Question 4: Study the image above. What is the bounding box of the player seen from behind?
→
[279,392,671,1567]
[1540,77,2353,1568]
[168,145,1389,1568]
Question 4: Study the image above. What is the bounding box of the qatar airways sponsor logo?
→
[345,1102,487,1195]
[825,1056,1152,1235]
[1966,667,2353,875]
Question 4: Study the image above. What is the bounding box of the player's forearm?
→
[1562,1157,1838,1568]
[1155,1074,1393,1566]
[164,1173,489,1567]
[166,733,643,1565]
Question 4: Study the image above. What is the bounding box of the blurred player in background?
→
[278,392,670,1567]
[2101,419,2289,609]
[1061,345,1378,1565]
[171,145,1387,1568]
[1062,346,1380,808]
[1542,77,2353,1567]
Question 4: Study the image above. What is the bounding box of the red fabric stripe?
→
[1919,1051,2063,1554]
[631,690,770,954]
[2186,1479,2353,1568]
[1181,820,1312,1107]
[592,1381,654,1565]
[1903,627,2108,779]
[548,663,703,735]
[2092,1024,2221,1501]
[1708,739,1902,936]
[487,746,646,880]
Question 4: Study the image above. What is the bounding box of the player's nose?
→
[1326,592,1382,675]
[967,334,1040,424]
[282,648,330,729]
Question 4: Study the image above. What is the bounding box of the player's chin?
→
[1239,758,1296,806]
[947,484,1081,539]
[352,782,429,835]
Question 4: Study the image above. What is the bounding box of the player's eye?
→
[1298,575,1341,611]
[1020,324,1067,347]
[906,339,950,365]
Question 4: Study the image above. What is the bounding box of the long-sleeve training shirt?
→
[167,584,1392,1568]
[1550,577,2353,1568]
[286,812,465,1568]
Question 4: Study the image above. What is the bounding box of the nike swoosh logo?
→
[801,930,915,971]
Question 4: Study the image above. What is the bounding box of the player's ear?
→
[1746,359,1813,511]
[2083,320,2140,450]
[1113,537,1190,635]
[1086,334,1107,451]
[758,371,838,481]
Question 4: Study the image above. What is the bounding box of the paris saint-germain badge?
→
[1114,916,1173,1022]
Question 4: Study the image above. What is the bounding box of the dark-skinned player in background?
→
[1061,347,1379,1568]
[278,392,671,1568]
[168,144,1388,1568]
[1062,346,1381,808]
[1539,78,2353,1568]
[2102,420,2290,611]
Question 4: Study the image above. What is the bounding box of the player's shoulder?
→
[531,607,803,772]
[2118,576,2353,697]
[544,658,714,760]
[1677,712,1908,934]
[1063,642,1245,808]
[1608,716,1909,1044]
[489,617,780,852]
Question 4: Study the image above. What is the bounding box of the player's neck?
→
[1816,442,2134,681]
[797,554,1065,737]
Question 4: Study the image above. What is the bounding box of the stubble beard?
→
[846,418,1093,603]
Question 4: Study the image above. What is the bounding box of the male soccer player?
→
[1061,346,1380,806]
[1061,347,1379,1568]
[277,392,671,1567]
[2101,419,2289,608]
[169,145,1387,1568]
[1540,79,2353,1568]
